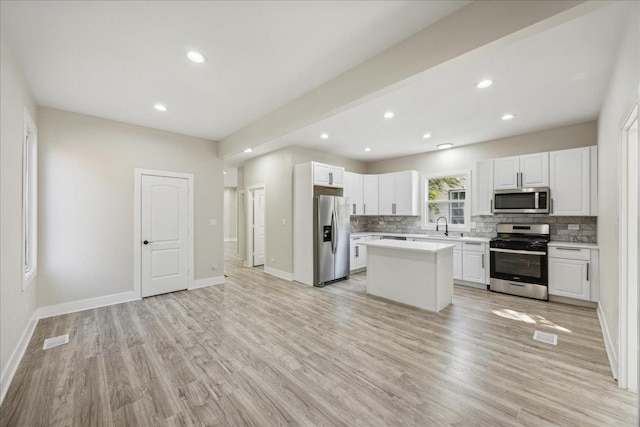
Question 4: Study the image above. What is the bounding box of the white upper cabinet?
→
[549,147,591,216]
[379,171,419,215]
[494,153,548,189]
[313,162,344,188]
[493,156,520,189]
[473,160,494,215]
[344,172,364,215]
[363,174,379,215]
[520,152,549,187]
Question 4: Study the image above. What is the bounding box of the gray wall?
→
[0,31,39,389]
[37,107,224,307]
[597,11,639,361]
[224,188,237,241]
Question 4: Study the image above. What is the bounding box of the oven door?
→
[490,248,547,285]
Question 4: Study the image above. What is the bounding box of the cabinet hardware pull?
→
[353,204,356,215]
[490,199,493,214]
[356,246,359,257]
[364,204,366,214]
[551,198,554,214]
[482,254,485,268]
[329,172,333,185]
[556,247,581,251]
[466,242,482,245]
[586,263,589,281]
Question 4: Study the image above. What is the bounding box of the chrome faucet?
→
[436,216,448,237]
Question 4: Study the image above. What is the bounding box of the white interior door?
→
[141,175,189,297]
[252,188,265,266]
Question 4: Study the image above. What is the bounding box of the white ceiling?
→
[260,2,630,163]
[0,0,468,141]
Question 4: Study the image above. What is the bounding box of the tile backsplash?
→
[350,214,597,243]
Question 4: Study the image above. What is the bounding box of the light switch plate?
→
[568,224,579,230]
[210,219,217,227]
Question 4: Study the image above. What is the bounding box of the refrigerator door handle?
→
[331,210,337,254]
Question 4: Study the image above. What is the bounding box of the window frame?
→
[422,169,471,232]
[23,108,38,289]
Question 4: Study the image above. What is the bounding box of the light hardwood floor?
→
[1,243,637,426]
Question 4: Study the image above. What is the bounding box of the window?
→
[423,170,471,230]
[23,109,37,288]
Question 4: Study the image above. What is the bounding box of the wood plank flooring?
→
[1,243,637,426]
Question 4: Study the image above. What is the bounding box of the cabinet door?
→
[378,173,395,215]
[313,163,331,186]
[549,257,589,300]
[329,166,344,187]
[353,173,364,215]
[343,172,355,214]
[394,171,418,215]
[349,245,357,272]
[494,156,520,189]
[473,160,494,215]
[549,147,590,216]
[363,175,379,215]
[356,245,367,269]
[462,251,486,283]
[453,249,462,280]
[520,152,549,187]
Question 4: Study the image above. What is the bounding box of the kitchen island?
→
[360,239,455,312]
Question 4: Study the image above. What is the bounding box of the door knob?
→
[143,240,150,245]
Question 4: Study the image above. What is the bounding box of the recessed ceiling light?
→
[422,133,432,139]
[320,133,329,139]
[384,111,394,119]
[223,171,227,175]
[364,147,372,152]
[437,143,453,150]
[187,51,206,63]
[244,148,253,153]
[502,113,515,120]
[154,103,167,112]
[476,79,493,89]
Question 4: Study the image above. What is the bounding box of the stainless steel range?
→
[490,224,550,300]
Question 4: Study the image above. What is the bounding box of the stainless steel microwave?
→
[493,187,550,214]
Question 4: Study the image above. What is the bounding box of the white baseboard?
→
[264,266,293,281]
[37,291,140,319]
[597,302,618,380]
[1,310,39,405]
[190,276,225,289]
[224,238,237,242]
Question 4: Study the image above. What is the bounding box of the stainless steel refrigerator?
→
[313,195,350,286]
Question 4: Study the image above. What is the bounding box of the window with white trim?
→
[23,110,38,288]
[423,170,471,231]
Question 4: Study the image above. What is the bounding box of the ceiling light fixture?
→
[476,79,493,89]
[320,133,329,139]
[384,111,394,119]
[154,103,167,112]
[223,171,227,175]
[422,133,432,139]
[437,143,453,150]
[364,147,372,152]
[187,51,207,63]
[244,148,253,153]
[502,113,515,120]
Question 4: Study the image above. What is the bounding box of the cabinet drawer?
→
[463,242,486,252]
[548,246,590,260]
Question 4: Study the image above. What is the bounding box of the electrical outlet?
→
[210,219,217,227]
[270,257,275,262]
[210,264,217,270]
[568,224,580,230]
[282,219,286,226]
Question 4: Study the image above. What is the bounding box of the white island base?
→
[361,240,454,312]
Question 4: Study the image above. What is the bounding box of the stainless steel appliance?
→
[493,187,550,214]
[314,195,350,286]
[490,224,550,300]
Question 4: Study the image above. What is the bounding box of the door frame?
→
[237,189,246,261]
[618,104,638,390]
[133,168,194,298]
[245,183,266,268]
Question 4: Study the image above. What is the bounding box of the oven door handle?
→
[489,248,547,256]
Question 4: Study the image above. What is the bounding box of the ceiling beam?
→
[220,0,605,161]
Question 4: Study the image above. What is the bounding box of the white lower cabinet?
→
[453,249,462,281]
[350,236,368,272]
[548,246,597,301]
[461,242,487,284]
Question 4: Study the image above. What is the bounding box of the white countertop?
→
[360,239,456,253]
[548,241,599,249]
[350,232,490,243]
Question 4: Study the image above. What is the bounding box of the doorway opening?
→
[619,104,638,392]
[246,185,266,268]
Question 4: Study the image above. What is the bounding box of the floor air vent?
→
[533,330,557,345]
[43,334,69,350]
